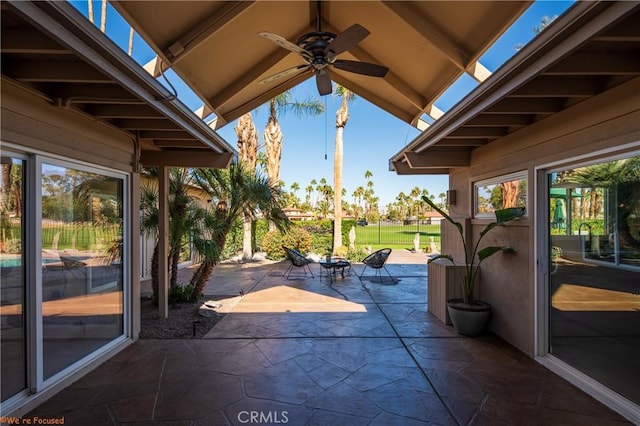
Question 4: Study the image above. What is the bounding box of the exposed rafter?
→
[391,1,640,175]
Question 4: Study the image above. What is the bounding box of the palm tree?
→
[100,0,107,33]
[352,186,365,219]
[189,164,289,299]
[264,91,324,188]
[309,178,318,207]
[289,182,300,208]
[87,0,94,24]
[139,168,197,303]
[363,170,376,221]
[332,85,355,253]
[235,112,259,260]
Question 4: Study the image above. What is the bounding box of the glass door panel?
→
[0,156,26,401]
[41,163,124,379]
[548,155,640,405]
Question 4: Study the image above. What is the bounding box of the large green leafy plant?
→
[423,195,525,305]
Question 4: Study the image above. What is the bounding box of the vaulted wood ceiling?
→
[111,1,531,130]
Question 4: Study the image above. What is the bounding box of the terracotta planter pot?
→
[447,299,491,336]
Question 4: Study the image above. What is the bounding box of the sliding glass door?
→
[547,155,640,405]
[0,154,26,402]
[41,162,124,379]
[0,149,128,407]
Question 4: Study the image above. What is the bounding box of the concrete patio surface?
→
[27,250,629,425]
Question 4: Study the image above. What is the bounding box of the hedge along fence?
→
[259,219,359,260]
[41,221,121,252]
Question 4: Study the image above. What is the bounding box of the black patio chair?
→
[282,246,314,279]
[359,248,393,282]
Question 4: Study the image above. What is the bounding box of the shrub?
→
[168,283,197,306]
[345,247,368,263]
[253,219,269,252]
[342,219,356,247]
[297,220,332,253]
[262,226,313,260]
[2,239,22,254]
[220,218,243,260]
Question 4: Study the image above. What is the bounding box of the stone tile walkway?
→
[28,251,630,425]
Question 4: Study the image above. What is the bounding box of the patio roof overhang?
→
[390,1,640,175]
[1,0,237,169]
[110,0,531,130]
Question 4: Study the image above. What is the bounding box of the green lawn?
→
[354,223,441,251]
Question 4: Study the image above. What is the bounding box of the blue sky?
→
[73,1,574,207]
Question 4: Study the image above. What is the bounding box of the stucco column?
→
[158,166,169,318]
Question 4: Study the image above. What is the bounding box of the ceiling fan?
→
[258,2,389,95]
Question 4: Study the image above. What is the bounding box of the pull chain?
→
[324,96,328,160]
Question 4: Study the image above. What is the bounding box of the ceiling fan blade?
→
[259,32,311,60]
[333,59,389,77]
[316,69,332,95]
[325,24,370,58]
[260,64,310,85]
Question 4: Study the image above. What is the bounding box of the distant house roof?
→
[423,211,445,219]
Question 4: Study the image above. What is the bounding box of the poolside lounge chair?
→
[282,246,314,279]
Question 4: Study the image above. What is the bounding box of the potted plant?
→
[422,195,525,336]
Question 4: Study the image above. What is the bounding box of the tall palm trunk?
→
[87,0,94,24]
[190,230,228,299]
[333,88,352,254]
[151,242,159,303]
[235,113,258,259]
[264,101,283,231]
[170,247,181,287]
[100,0,107,33]
[1,163,12,211]
[501,180,519,208]
[264,101,283,188]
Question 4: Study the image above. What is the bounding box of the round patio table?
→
[318,258,351,283]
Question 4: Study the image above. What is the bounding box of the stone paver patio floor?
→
[28,251,629,425]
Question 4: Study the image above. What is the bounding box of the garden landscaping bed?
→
[139,297,225,339]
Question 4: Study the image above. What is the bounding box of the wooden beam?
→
[218,71,313,126]
[464,114,532,127]
[48,84,139,101]
[437,138,488,147]
[543,52,640,75]
[163,2,254,63]
[331,73,418,125]
[116,119,183,130]
[391,160,451,175]
[8,61,111,83]
[0,28,70,54]
[485,98,563,114]
[210,49,292,109]
[140,130,195,140]
[87,104,164,118]
[381,1,469,69]
[152,140,204,148]
[447,127,507,138]
[141,150,233,168]
[510,77,600,97]
[405,150,470,168]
